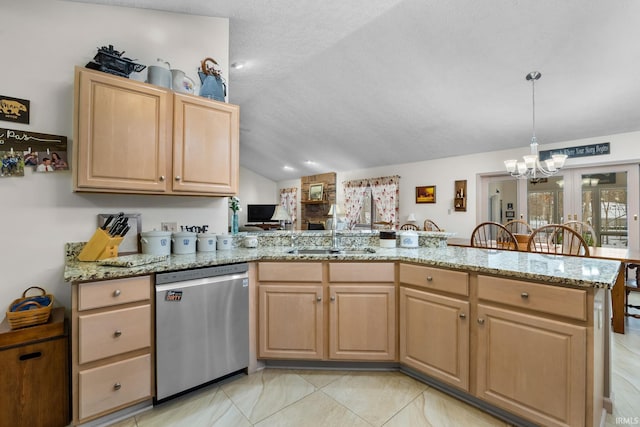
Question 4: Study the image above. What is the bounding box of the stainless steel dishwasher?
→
[155,263,249,402]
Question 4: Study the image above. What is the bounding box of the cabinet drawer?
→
[399,264,469,296]
[78,354,151,420]
[258,262,322,282]
[329,262,394,283]
[477,275,587,321]
[78,305,151,364]
[78,276,151,310]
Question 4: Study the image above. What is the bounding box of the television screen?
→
[247,204,278,223]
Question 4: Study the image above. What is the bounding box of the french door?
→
[526,164,638,250]
[481,164,639,250]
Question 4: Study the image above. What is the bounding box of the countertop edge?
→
[63,246,622,290]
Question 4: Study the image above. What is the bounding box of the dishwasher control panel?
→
[156,263,248,285]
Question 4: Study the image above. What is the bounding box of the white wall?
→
[0,0,230,312]
[278,131,640,239]
[237,167,279,226]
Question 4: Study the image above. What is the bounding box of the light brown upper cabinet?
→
[73,67,239,196]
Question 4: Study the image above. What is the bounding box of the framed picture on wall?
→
[416,185,436,203]
[507,202,514,210]
[505,210,515,218]
[309,183,324,201]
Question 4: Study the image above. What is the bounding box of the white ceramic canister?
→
[172,231,197,254]
[400,230,419,248]
[379,231,397,248]
[217,234,233,250]
[244,235,258,248]
[147,65,172,88]
[140,230,172,256]
[197,233,217,252]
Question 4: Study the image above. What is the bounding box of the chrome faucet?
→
[330,205,340,252]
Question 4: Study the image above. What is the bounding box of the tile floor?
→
[605,301,640,427]
[109,298,640,427]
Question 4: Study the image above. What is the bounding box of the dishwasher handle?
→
[155,272,248,292]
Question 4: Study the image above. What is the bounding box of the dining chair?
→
[625,263,640,318]
[504,219,533,235]
[563,220,598,247]
[527,224,590,256]
[400,223,419,230]
[373,221,393,230]
[423,219,441,231]
[470,222,518,250]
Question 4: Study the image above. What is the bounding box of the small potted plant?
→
[229,196,240,234]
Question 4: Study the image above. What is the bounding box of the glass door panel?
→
[526,176,564,228]
[578,172,628,248]
[569,166,636,249]
[483,164,638,250]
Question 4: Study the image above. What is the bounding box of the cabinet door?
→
[399,287,469,391]
[172,94,239,195]
[328,285,396,361]
[74,68,171,192]
[476,304,586,427]
[258,285,323,359]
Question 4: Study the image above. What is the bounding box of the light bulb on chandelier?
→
[504,71,568,179]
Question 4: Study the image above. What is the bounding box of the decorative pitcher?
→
[170,69,196,94]
[198,57,226,102]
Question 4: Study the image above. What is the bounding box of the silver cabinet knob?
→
[426,276,433,282]
[316,296,322,302]
[521,292,529,299]
[330,296,336,301]
[459,313,466,319]
[477,318,485,324]
[113,289,121,297]
[175,176,181,181]
[114,330,122,338]
[159,175,165,181]
[113,382,122,391]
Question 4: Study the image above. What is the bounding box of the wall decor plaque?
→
[0,96,30,124]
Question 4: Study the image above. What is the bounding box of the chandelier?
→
[504,71,567,179]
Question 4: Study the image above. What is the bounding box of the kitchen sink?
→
[287,248,376,255]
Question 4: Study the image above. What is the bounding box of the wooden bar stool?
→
[625,263,640,318]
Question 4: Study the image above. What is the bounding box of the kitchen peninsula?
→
[64,231,620,427]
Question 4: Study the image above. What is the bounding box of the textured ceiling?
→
[69,0,640,181]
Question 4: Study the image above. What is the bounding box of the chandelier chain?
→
[503,71,567,180]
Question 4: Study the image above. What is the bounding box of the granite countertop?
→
[64,245,621,289]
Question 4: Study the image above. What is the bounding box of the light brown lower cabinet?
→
[475,304,586,427]
[259,262,604,427]
[258,284,324,359]
[399,286,469,391]
[328,284,396,360]
[71,275,154,425]
[257,262,396,361]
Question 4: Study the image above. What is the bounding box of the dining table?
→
[448,236,639,334]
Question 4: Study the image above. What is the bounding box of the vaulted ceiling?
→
[71,0,640,181]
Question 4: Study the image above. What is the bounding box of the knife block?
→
[77,228,124,261]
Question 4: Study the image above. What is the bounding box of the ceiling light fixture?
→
[504,71,567,180]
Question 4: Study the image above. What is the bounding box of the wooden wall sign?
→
[0,96,30,124]
[0,128,68,177]
[539,142,610,160]
[0,127,67,152]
